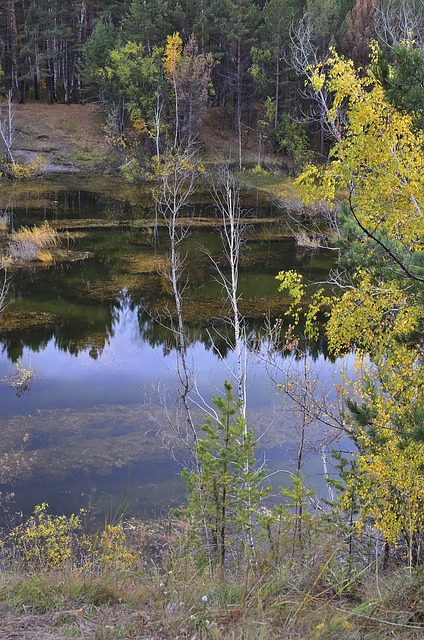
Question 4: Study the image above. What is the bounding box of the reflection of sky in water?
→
[0,296,355,520]
[0,177,353,517]
[0,299,350,416]
[0,306,354,519]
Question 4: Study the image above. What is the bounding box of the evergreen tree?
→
[183,382,269,571]
[377,41,424,132]
[81,15,120,100]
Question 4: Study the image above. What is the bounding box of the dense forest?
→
[1,0,423,167]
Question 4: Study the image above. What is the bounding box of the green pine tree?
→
[182,381,269,571]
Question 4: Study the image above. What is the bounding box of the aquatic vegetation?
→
[0,175,333,525]
[8,221,59,263]
[11,358,35,396]
[0,431,34,485]
[124,253,164,274]
[0,310,57,331]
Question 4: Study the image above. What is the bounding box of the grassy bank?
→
[0,505,423,639]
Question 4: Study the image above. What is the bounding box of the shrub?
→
[275,115,310,171]
[8,503,82,571]
[182,382,270,572]
[1,156,46,179]
[92,523,139,573]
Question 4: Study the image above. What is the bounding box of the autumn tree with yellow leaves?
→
[163,32,214,147]
[283,45,424,566]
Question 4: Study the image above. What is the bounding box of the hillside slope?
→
[12,103,109,171]
[5,102,273,172]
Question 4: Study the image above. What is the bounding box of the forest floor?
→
[1,545,423,640]
[10,101,281,173]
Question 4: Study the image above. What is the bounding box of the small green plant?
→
[250,164,269,175]
[9,574,65,613]
[182,382,270,572]
[258,472,317,566]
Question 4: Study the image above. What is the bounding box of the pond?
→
[0,173,346,520]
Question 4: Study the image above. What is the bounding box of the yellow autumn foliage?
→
[163,32,183,79]
[289,48,424,558]
[9,503,81,570]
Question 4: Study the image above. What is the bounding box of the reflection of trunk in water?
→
[153,148,199,449]
[209,167,257,557]
[0,173,340,518]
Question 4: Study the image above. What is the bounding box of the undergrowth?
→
[0,504,423,639]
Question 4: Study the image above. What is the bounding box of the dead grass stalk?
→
[9,221,59,262]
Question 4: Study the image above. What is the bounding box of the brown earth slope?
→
[12,102,110,171]
[5,102,275,172]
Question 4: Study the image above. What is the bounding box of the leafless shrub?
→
[293,229,323,249]
[376,0,424,50]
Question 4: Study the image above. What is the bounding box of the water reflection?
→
[0,175,341,517]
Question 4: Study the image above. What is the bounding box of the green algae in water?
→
[0,174,339,517]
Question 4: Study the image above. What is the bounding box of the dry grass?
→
[1,557,423,639]
[0,211,10,232]
[0,510,423,640]
[8,221,59,262]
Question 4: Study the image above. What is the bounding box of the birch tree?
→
[209,168,248,418]
[289,13,342,157]
[294,48,424,564]
[153,146,200,446]
[0,262,9,316]
[0,89,16,167]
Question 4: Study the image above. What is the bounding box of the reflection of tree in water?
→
[0,306,117,362]
[54,310,117,358]
[0,249,136,361]
[0,204,333,365]
[1,324,54,362]
[1,281,329,364]
[136,302,328,362]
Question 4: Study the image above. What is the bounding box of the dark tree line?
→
[0,0,422,158]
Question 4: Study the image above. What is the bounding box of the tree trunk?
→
[237,40,242,169]
[7,1,21,98]
[274,47,280,130]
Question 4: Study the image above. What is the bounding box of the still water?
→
[0,174,344,519]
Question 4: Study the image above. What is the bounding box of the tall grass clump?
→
[8,221,59,262]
